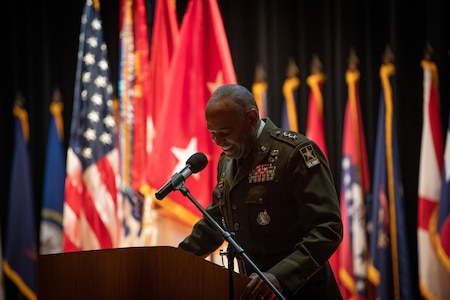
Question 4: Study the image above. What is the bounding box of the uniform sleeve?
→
[268,142,343,294]
[178,200,225,257]
[178,156,228,257]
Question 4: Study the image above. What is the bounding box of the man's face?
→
[205,99,257,160]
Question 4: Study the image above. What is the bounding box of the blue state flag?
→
[2,106,37,300]
[437,112,450,272]
[1,225,5,300]
[368,63,412,300]
[40,100,65,254]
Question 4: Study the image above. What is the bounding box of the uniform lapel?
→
[231,123,274,187]
[224,158,234,185]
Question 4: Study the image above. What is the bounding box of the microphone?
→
[155,152,208,200]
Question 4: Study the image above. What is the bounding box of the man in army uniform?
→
[178,84,343,299]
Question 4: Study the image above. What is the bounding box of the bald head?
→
[205,84,261,159]
[206,84,259,115]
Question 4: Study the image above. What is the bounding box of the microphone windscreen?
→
[187,152,208,173]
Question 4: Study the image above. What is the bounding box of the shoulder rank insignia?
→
[271,129,301,147]
[300,144,320,168]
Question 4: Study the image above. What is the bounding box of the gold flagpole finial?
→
[254,63,266,83]
[286,57,299,78]
[423,41,433,61]
[347,48,359,71]
[50,87,64,140]
[93,0,100,11]
[310,53,323,74]
[13,91,30,142]
[14,90,25,107]
[51,87,63,104]
[383,44,394,64]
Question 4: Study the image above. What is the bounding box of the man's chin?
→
[223,150,238,160]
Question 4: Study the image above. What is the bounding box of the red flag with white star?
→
[306,71,327,159]
[146,0,237,226]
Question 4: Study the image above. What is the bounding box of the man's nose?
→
[213,134,223,146]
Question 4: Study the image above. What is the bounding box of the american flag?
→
[63,0,121,251]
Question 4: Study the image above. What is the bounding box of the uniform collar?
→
[257,119,265,138]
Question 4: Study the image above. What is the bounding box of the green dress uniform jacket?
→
[179,118,343,299]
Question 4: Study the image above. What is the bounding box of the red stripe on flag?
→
[418,196,438,230]
[428,84,444,171]
[62,234,78,252]
[82,187,113,249]
[97,156,118,210]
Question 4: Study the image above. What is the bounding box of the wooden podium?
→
[38,246,250,299]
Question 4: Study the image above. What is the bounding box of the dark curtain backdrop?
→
[1,0,449,298]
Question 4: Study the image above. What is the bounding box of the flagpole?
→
[177,184,286,300]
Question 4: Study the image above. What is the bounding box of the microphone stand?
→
[177,183,286,300]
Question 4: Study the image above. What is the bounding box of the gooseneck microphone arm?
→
[176,184,286,300]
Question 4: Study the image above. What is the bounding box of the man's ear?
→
[247,108,259,124]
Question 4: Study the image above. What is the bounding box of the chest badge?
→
[256,210,271,225]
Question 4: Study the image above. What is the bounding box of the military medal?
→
[248,164,276,183]
[256,210,271,225]
[268,149,279,163]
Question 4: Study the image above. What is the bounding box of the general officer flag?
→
[305,54,327,159]
[142,0,179,192]
[138,0,180,245]
[146,0,237,226]
[144,0,179,138]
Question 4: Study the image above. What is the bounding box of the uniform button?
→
[234,223,240,231]
[232,202,237,209]
[257,197,263,203]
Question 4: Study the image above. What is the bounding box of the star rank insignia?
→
[300,144,320,168]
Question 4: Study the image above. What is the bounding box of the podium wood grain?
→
[38,246,250,299]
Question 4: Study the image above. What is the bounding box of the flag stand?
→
[177,183,286,300]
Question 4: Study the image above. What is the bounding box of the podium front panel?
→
[38,246,250,300]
